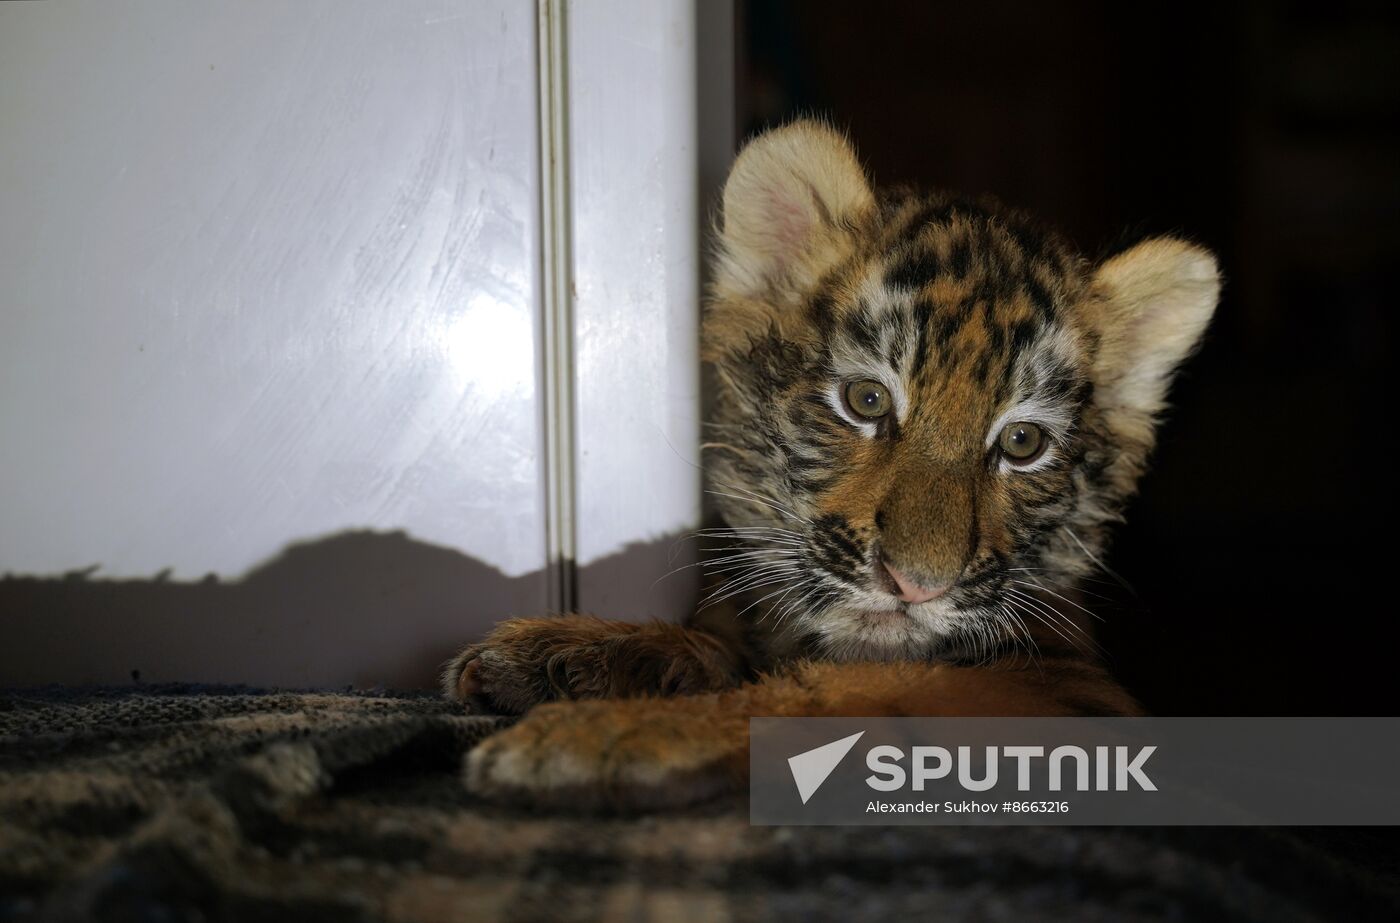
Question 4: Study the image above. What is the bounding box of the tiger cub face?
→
[703,121,1219,661]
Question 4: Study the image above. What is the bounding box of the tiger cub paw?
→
[463,697,747,811]
[442,616,740,715]
[441,631,555,716]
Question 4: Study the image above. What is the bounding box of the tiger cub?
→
[446,121,1218,807]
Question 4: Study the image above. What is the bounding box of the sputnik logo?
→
[787,731,865,804]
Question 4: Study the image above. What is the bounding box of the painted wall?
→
[0,1,727,688]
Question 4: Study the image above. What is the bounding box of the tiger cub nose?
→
[879,559,948,604]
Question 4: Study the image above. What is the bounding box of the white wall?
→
[569,0,709,616]
[0,1,729,688]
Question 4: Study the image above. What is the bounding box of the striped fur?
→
[701,120,1218,665]
[448,122,1220,809]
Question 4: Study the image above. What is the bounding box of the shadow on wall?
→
[0,530,699,690]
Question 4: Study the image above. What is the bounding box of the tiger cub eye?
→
[997,422,1045,462]
[844,380,892,420]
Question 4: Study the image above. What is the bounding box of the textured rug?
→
[1,686,1396,922]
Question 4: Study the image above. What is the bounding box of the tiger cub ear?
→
[1087,237,1220,476]
[715,120,874,301]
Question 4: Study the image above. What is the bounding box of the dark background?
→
[739,0,1399,715]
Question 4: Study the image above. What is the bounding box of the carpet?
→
[1,686,1395,922]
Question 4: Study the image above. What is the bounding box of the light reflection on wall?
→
[445,292,535,400]
[0,1,549,584]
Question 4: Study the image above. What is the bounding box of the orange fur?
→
[467,657,1141,810]
[446,120,1216,810]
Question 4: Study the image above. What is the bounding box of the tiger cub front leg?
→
[442,615,746,714]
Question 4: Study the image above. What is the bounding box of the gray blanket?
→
[1,686,1395,922]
